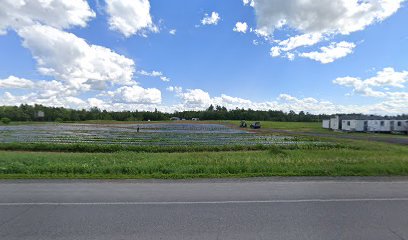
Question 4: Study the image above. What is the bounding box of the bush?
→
[1,118,11,124]
[55,118,64,123]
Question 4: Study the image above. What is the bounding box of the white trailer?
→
[330,116,341,130]
[367,120,391,132]
[341,120,366,132]
[390,120,408,133]
[322,120,330,129]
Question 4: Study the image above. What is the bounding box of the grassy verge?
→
[0,141,344,153]
[0,140,407,179]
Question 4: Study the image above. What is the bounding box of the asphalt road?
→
[1,178,408,240]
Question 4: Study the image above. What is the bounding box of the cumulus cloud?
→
[105,0,158,37]
[201,12,221,26]
[178,89,212,108]
[0,76,77,98]
[0,91,87,109]
[334,67,408,97]
[168,87,407,114]
[17,25,136,90]
[253,0,403,36]
[0,0,165,110]
[299,41,356,64]
[233,22,248,33]
[104,85,162,104]
[0,76,35,89]
[169,29,177,35]
[0,0,95,34]
[249,0,403,62]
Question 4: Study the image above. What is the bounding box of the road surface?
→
[1,177,408,240]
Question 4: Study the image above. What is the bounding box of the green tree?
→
[1,117,11,124]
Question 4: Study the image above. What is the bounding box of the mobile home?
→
[366,120,391,132]
[341,120,366,132]
[390,120,408,133]
[322,120,330,129]
[330,116,341,130]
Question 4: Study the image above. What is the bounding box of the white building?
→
[323,115,408,134]
[330,116,341,130]
[322,120,330,129]
[366,120,392,132]
[390,120,408,133]
[341,120,366,132]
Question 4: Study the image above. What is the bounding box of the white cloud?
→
[0,76,35,89]
[276,33,323,52]
[270,47,281,57]
[105,0,158,37]
[0,76,78,98]
[138,70,170,82]
[178,89,212,108]
[167,87,407,114]
[201,12,221,26]
[233,22,248,33]
[0,91,87,109]
[17,25,136,90]
[166,86,183,93]
[249,0,403,62]
[334,67,408,97]
[0,0,95,34]
[243,0,255,7]
[105,85,161,104]
[253,0,403,36]
[169,29,177,35]
[299,41,356,64]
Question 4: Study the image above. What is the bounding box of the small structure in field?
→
[322,120,330,129]
[330,115,342,130]
[192,118,200,121]
[35,111,45,120]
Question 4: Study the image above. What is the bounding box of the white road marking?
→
[1,198,408,206]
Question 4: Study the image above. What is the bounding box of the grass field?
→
[0,139,407,179]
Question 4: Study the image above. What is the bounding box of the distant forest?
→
[0,104,407,122]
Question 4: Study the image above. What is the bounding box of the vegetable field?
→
[0,123,304,146]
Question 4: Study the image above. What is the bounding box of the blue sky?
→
[0,0,407,114]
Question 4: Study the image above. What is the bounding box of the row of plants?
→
[0,142,351,153]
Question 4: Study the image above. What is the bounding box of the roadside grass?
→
[0,139,407,179]
[0,141,343,153]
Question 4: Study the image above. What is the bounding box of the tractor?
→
[250,122,261,129]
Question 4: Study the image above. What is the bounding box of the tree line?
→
[0,104,406,123]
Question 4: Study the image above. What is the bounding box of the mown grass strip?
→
[0,146,408,179]
[0,142,349,153]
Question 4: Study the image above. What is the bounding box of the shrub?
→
[1,118,11,124]
[55,118,64,123]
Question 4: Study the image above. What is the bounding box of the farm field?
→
[0,122,407,179]
[0,123,311,147]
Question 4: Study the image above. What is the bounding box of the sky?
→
[0,0,407,115]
